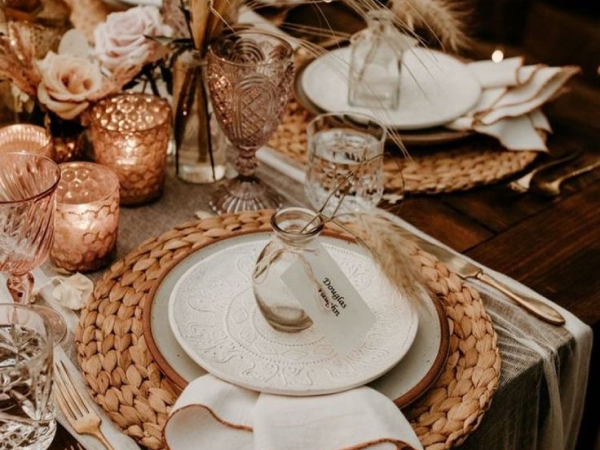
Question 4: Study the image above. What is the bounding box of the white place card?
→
[281,241,376,356]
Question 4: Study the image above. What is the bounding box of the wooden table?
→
[46,8,599,450]
[48,99,599,450]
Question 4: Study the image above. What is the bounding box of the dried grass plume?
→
[342,212,428,304]
[388,0,469,50]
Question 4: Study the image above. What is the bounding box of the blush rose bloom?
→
[94,6,173,71]
[37,52,103,120]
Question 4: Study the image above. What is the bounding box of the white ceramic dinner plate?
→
[144,230,449,404]
[167,233,419,396]
[301,47,482,130]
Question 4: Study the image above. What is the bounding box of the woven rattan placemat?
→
[269,101,538,195]
[75,210,501,450]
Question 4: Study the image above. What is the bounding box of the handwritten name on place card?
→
[281,241,376,356]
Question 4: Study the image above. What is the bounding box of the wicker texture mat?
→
[75,211,501,450]
[269,101,538,195]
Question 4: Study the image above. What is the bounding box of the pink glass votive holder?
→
[0,124,54,160]
[50,162,120,273]
[89,93,172,205]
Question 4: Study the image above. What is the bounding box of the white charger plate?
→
[168,233,419,396]
[144,230,449,405]
[302,47,482,130]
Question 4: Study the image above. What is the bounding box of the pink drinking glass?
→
[0,152,66,342]
[207,30,295,213]
[0,124,55,160]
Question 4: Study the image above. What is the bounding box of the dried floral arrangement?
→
[158,0,468,158]
[0,5,171,122]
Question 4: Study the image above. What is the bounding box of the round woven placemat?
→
[269,101,538,195]
[75,210,501,450]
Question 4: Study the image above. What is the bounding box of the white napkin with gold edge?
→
[447,57,581,151]
[164,374,423,450]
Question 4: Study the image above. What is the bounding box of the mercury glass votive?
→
[0,124,54,159]
[89,94,172,205]
[50,162,120,272]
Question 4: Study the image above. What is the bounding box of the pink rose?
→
[37,52,103,120]
[94,6,173,71]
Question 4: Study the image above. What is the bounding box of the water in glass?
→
[305,113,386,215]
[0,305,55,450]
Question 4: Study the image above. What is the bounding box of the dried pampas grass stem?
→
[335,213,427,303]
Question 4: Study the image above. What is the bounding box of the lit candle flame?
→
[491,49,504,63]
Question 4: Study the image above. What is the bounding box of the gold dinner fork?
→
[507,150,581,193]
[67,444,85,450]
[54,360,115,450]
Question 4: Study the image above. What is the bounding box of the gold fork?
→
[54,360,115,450]
[67,444,85,450]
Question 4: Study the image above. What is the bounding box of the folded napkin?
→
[447,57,580,151]
[165,375,423,450]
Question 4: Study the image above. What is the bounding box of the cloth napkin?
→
[164,374,423,450]
[447,57,580,151]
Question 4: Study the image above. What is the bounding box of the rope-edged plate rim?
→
[142,228,451,407]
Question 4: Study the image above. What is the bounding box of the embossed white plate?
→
[145,230,449,405]
[302,47,482,130]
[167,232,420,396]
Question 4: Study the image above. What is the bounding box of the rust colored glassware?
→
[0,124,54,160]
[0,152,60,303]
[207,30,295,213]
[89,94,172,205]
[50,162,120,273]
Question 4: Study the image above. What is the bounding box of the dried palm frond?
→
[342,212,427,303]
[388,0,469,50]
[189,0,211,50]
[206,0,245,40]
[187,0,244,54]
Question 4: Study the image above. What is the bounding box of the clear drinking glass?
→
[207,30,295,213]
[304,112,386,215]
[0,303,56,450]
[0,153,66,343]
[253,207,323,332]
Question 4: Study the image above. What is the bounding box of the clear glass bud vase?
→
[348,10,411,110]
[172,49,227,184]
[253,208,324,333]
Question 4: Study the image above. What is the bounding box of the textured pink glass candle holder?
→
[50,162,120,273]
[89,94,172,205]
[0,124,54,160]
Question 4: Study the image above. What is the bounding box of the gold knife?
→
[415,239,566,326]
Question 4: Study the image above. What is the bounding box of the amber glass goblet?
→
[0,152,66,343]
[207,30,295,213]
